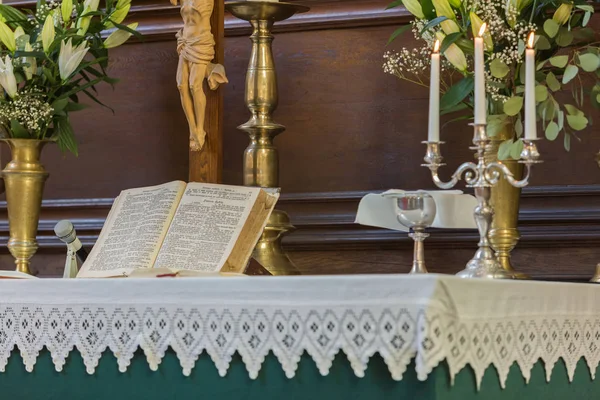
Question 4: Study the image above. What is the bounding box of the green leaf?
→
[52,98,69,114]
[420,16,449,34]
[546,72,561,92]
[549,55,569,68]
[440,32,462,53]
[576,5,594,13]
[490,58,510,79]
[544,19,560,38]
[510,139,524,160]
[564,104,583,116]
[558,110,564,129]
[564,132,571,151]
[498,140,513,161]
[514,115,523,138]
[55,117,78,155]
[9,120,29,138]
[539,99,556,123]
[583,12,591,27]
[440,76,474,111]
[562,65,579,84]
[566,114,588,131]
[440,102,468,115]
[535,35,552,50]
[578,53,600,73]
[535,85,548,102]
[518,39,526,56]
[504,96,524,116]
[597,93,600,103]
[545,121,559,141]
[556,29,573,47]
[487,114,509,137]
[387,25,411,45]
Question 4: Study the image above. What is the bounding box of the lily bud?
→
[0,55,18,98]
[470,13,493,51]
[61,0,73,24]
[58,39,90,80]
[42,14,55,53]
[83,0,100,12]
[432,0,460,33]
[103,22,138,49]
[106,4,130,28]
[0,21,15,53]
[116,0,132,8]
[552,3,573,25]
[436,31,467,72]
[23,42,36,80]
[402,0,425,19]
[77,12,91,36]
[432,0,456,19]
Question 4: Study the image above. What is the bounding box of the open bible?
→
[77,181,279,278]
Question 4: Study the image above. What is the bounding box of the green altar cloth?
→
[2,349,597,399]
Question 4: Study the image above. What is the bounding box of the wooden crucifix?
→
[171,0,226,183]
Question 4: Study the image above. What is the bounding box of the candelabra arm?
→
[486,162,532,188]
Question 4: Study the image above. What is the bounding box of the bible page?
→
[152,183,260,272]
[78,181,186,277]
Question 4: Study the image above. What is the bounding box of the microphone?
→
[54,220,89,263]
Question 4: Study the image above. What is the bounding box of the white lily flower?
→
[58,39,90,81]
[103,22,138,48]
[0,55,18,98]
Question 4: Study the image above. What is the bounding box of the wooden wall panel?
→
[0,0,598,279]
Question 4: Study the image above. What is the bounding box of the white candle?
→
[428,40,441,142]
[525,32,537,140]
[474,23,487,125]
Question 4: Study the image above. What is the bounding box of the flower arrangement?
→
[383,0,600,158]
[0,0,138,155]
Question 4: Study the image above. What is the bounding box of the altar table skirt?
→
[1,350,597,399]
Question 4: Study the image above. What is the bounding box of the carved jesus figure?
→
[171,0,228,151]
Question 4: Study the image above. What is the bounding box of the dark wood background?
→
[1,0,599,279]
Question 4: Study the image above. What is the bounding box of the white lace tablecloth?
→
[0,274,598,388]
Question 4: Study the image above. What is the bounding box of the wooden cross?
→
[188,0,224,183]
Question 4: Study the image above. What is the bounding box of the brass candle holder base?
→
[253,210,299,276]
[226,1,309,276]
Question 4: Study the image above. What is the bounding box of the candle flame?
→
[433,39,440,53]
[478,23,487,38]
[527,32,535,49]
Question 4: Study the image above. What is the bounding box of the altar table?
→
[1,274,599,399]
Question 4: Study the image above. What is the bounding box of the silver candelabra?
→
[422,124,542,279]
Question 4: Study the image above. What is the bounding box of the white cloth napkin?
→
[355,190,477,231]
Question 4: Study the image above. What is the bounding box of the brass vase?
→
[486,127,527,279]
[1,139,50,275]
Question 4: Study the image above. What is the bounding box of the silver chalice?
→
[390,192,437,274]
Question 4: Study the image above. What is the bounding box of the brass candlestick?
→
[226,1,309,276]
[423,124,542,279]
